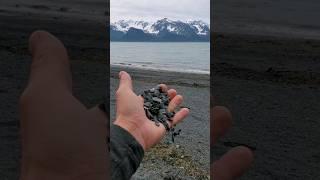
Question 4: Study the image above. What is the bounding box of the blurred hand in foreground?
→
[211,106,254,179]
[114,71,190,150]
[19,31,108,180]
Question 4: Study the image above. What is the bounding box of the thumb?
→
[28,30,72,92]
[117,71,133,91]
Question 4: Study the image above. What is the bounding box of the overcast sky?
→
[111,0,210,23]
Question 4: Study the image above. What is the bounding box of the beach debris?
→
[141,85,183,143]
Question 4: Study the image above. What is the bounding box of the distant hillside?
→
[110,18,210,42]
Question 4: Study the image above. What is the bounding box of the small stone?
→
[141,85,185,143]
[152,97,162,103]
[144,102,151,107]
[166,112,174,118]
[159,109,166,114]
[163,121,170,131]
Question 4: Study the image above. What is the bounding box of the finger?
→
[212,146,254,180]
[171,108,189,127]
[28,30,72,92]
[167,89,177,100]
[118,71,133,91]
[168,95,183,112]
[158,84,168,92]
[211,106,232,145]
[138,95,144,103]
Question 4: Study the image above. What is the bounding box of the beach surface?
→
[110,66,210,179]
[213,0,320,178]
[0,1,107,179]
[212,33,320,179]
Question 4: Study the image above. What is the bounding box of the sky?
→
[110,0,210,24]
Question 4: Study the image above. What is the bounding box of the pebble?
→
[141,85,183,143]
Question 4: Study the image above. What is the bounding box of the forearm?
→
[110,124,144,180]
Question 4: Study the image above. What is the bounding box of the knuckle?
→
[115,88,122,97]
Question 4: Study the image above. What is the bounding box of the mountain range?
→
[110,18,210,42]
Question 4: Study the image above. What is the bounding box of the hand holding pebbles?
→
[141,85,189,142]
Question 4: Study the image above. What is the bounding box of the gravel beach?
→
[110,66,210,179]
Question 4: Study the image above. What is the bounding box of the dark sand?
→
[213,1,320,179]
[214,0,320,40]
[110,66,210,179]
[212,33,320,179]
[0,1,107,179]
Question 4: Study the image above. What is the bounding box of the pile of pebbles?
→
[141,85,182,142]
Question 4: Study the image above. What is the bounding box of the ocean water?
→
[110,42,210,74]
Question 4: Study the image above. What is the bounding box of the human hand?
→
[114,71,190,150]
[19,31,108,180]
[211,106,254,179]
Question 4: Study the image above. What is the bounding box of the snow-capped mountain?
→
[188,20,210,35]
[110,18,210,42]
[111,20,159,34]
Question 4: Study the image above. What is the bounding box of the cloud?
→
[111,0,210,23]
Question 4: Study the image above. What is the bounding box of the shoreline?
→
[213,32,320,87]
[214,0,320,40]
[110,65,210,88]
[111,64,210,75]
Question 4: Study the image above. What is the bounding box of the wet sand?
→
[0,1,107,179]
[212,33,320,179]
[110,66,210,179]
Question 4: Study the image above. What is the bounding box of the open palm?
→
[114,71,189,150]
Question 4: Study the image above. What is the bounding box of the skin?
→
[20,31,108,180]
[211,106,254,179]
[114,71,190,150]
[19,30,253,180]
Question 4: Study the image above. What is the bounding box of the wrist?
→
[114,117,147,150]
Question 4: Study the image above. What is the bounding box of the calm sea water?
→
[110,42,210,74]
